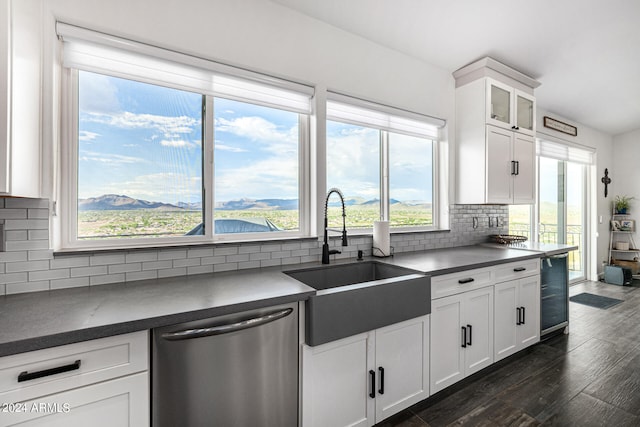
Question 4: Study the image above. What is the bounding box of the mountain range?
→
[78,194,429,211]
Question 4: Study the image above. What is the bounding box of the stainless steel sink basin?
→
[285,261,430,346]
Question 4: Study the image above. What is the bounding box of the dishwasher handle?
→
[161,307,293,341]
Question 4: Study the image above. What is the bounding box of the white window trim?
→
[325,92,444,233]
[56,39,312,251]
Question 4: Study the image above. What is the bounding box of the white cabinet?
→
[0,331,149,427]
[485,125,536,204]
[455,66,538,205]
[486,78,536,136]
[430,286,493,394]
[494,265,541,362]
[0,0,42,197]
[301,315,429,427]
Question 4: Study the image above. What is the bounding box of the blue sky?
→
[78,71,432,206]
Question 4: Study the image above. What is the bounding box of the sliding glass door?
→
[509,138,591,283]
[539,157,586,282]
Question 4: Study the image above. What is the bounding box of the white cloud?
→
[160,139,198,149]
[215,143,248,153]
[215,156,298,201]
[79,151,145,165]
[78,72,120,114]
[83,111,200,136]
[214,116,297,154]
[79,131,100,142]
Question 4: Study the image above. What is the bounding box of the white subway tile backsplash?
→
[187,248,214,258]
[90,253,126,266]
[51,277,89,290]
[90,273,125,286]
[6,280,49,294]
[125,252,158,263]
[5,260,50,273]
[27,250,54,261]
[108,263,142,274]
[70,265,108,278]
[29,269,70,282]
[0,272,28,284]
[0,198,508,295]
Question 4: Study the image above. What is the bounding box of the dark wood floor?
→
[376,280,640,427]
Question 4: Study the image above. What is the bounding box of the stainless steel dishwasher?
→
[152,302,298,427]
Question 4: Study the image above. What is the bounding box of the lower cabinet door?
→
[430,294,465,394]
[517,275,541,348]
[302,333,374,427]
[494,280,519,361]
[374,316,429,422]
[1,372,149,427]
[463,286,494,375]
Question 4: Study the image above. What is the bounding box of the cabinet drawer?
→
[494,259,540,283]
[0,331,148,403]
[431,267,493,300]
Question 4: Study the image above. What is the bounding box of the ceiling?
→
[272,0,640,137]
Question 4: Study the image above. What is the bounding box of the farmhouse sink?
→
[285,261,430,346]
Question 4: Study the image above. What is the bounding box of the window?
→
[326,94,443,231]
[213,98,302,235]
[59,23,311,249]
[76,71,204,240]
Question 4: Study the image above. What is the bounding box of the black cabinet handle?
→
[461,326,467,348]
[516,307,522,325]
[369,370,376,398]
[378,367,384,395]
[18,360,81,383]
[521,306,526,324]
[458,278,474,284]
[512,125,520,130]
[515,161,520,175]
[511,160,516,175]
[513,267,526,272]
[467,324,472,346]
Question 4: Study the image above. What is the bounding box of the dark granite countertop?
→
[383,245,543,275]
[0,244,547,357]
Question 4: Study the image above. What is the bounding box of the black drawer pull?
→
[378,367,384,395]
[461,326,467,348]
[458,278,475,284]
[513,267,526,272]
[18,360,81,383]
[467,324,472,346]
[521,306,526,324]
[369,370,376,398]
[516,307,522,325]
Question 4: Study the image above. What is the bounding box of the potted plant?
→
[615,195,634,214]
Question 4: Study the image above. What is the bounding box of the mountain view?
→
[78,194,430,211]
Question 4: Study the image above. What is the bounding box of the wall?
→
[0,0,512,295]
[0,199,507,295]
[612,128,640,265]
[536,108,614,279]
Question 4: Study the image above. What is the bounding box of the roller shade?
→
[536,139,594,165]
[326,92,445,139]
[57,22,313,114]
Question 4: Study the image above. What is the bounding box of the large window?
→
[213,98,301,234]
[59,23,311,249]
[326,95,441,231]
[77,72,204,240]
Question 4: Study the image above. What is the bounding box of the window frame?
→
[325,99,441,234]
[59,70,311,251]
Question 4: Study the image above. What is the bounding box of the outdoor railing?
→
[508,222,582,273]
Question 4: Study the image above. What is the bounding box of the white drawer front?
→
[494,259,540,283]
[0,331,148,403]
[431,267,493,299]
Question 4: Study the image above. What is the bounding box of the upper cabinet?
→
[487,79,535,136]
[453,57,540,205]
[0,0,42,198]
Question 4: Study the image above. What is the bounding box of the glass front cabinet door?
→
[486,79,535,137]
